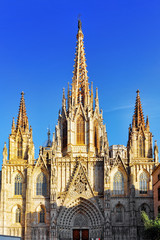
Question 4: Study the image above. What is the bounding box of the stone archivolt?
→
[0,20,158,240]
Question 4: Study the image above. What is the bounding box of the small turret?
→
[128,90,153,160]
[62,88,66,109]
[145,115,150,132]
[11,117,15,134]
[46,129,52,147]
[154,140,159,164]
[9,92,34,161]
[95,88,99,110]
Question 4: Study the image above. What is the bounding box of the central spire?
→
[71,20,89,106]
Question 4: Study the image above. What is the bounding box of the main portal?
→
[73,229,89,240]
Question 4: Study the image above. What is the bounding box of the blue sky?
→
[0,0,160,164]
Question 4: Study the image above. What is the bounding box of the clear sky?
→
[0,0,160,165]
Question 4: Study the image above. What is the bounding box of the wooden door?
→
[73,229,80,240]
[82,229,89,240]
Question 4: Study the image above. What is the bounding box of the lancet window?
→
[15,174,22,195]
[94,120,99,152]
[139,136,144,157]
[16,208,21,223]
[139,172,148,194]
[17,138,23,159]
[36,172,47,196]
[77,115,85,145]
[113,171,124,195]
[62,120,67,149]
[115,205,124,223]
[39,207,45,223]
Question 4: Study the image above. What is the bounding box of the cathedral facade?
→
[0,21,159,240]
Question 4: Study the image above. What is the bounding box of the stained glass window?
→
[113,171,124,195]
[140,172,148,194]
[116,205,123,222]
[36,172,47,196]
[39,208,45,223]
[16,208,21,223]
[77,116,85,145]
[15,174,22,195]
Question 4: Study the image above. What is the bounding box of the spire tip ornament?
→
[78,19,82,30]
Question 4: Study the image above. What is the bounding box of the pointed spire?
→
[46,128,52,147]
[91,82,93,109]
[132,90,145,129]
[62,88,66,108]
[145,115,150,131]
[95,88,99,109]
[16,92,29,131]
[72,20,89,106]
[11,117,15,133]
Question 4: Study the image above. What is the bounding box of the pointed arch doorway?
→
[73,229,89,240]
[73,213,89,240]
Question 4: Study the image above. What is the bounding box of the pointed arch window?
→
[139,136,144,157]
[94,120,99,152]
[77,115,85,145]
[62,120,67,149]
[113,171,124,195]
[116,205,124,223]
[139,172,148,194]
[17,138,23,159]
[16,208,21,223]
[15,174,22,195]
[36,172,47,196]
[39,207,45,223]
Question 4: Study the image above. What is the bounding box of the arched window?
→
[77,115,85,145]
[17,138,22,159]
[94,120,99,152]
[15,174,22,195]
[116,205,124,223]
[139,136,144,157]
[36,172,47,196]
[62,120,67,149]
[16,208,21,223]
[140,172,148,194]
[39,207,45,223]
[140,203,150,220]
[113,171,124,195]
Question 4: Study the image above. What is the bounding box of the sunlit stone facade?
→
[0,20,159,240]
